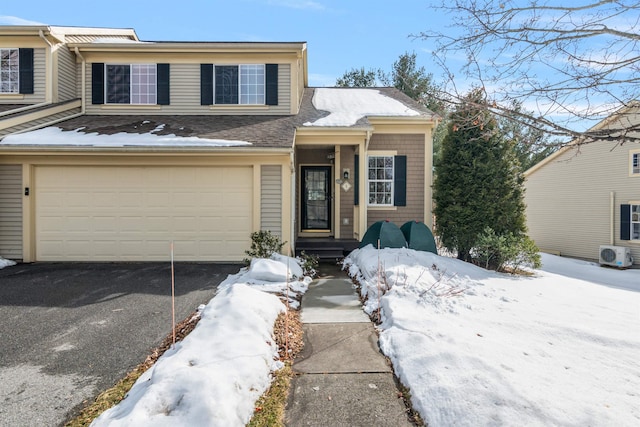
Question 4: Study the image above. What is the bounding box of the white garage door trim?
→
[35,166,253,261]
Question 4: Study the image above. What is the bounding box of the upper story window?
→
[632,152,639,175]
[213,64,264,105]
[106,64,157,104]
[91,62,169,106]
[368,155,395,206]
[200,63,278,106]
[0,49,19,93]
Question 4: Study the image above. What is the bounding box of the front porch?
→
[295,237,359,261]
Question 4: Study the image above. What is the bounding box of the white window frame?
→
[213,64,265,105]
[632,204,640,241]
[105,63,157,105]
[0,48,19,94]
[631,151,640,176]
[367,154,395,207]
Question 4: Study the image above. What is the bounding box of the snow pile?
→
[0,256,16,269]
[304,88,421,127]
[92,255,310,427]
[345,246,640,427]
[1,127,252,147]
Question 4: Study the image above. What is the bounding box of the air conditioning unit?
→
[599,245,633,268]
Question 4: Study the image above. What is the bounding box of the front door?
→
[301,166,331,231]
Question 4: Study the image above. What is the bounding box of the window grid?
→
[632,204,640,240]
[0,49,19,94]
[106,64,130,104]
[633,153,639,174]
[131,64,157,104]
[368,156,394,206]
[240,64,265,104]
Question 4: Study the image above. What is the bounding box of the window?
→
[214,64,264,105]
[633,153,639,175]
[632,204,640,240]
[92,63,168,105]
[201,63,277,106]
[368,156,394,206]
[106,64,157,104]
[0,49,19,93]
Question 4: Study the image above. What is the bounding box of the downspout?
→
[610,191,615,245]
[38,30,54,103]
[74,48,86,114]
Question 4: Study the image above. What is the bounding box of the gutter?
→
[0,102,52,118]
[38,30,54,103]
[73,47,86,114]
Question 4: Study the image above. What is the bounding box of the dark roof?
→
[22,88,435,149]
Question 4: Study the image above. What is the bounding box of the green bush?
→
[473,227,541,273]
[244,230,285,265]
[297,251,319,278]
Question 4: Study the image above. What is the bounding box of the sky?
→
[0,0,448,87]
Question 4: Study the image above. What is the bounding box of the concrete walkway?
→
[285,263,412,427]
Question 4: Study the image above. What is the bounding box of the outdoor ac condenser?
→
[599,245,633,268]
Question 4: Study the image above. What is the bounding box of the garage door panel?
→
[36,166,253,261]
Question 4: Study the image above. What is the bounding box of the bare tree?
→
[418,0,640,146]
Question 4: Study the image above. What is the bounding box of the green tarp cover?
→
[400,220,438,254]
[359,220,407,249]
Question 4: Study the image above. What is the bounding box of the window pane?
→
[240,64,265,104]
[131,64,157,104]
[215,66,239,104]
[0,48,19,94]
[106,65,130,104]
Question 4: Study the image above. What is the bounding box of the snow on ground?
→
[345,247,640,427]
[0,256,16,269]
[1,127,252,147]
[91,255,309,427]
[304,88,421,127]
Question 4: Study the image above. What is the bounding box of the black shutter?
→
[394,155,407,206]
[157,63,170,105]
[621,204,631,240]
[354,154,359,205]
[200,64,214,105]
[91,63,105,104]
[18,48,34,94]
[265,64,278,105]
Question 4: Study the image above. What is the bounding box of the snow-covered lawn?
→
[91,254,310,427]
[345,247,640,427]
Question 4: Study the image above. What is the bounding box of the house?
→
[524,103,640,266]
[0,25,438,262]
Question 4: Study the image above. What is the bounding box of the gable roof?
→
[525,102,640,176]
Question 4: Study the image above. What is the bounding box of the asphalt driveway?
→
[0,262,241,427]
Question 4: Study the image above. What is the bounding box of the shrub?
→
[244,230,285,264]
[297,251,319,278]
[473,227,541,273]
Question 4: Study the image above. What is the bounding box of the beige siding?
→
[525,142,640,265]
[261,165,282,237]
[84,63,291,115]
[56,45,77,101]
[367,134,426,227]
[0,106,81,137]
[0,164,22,260]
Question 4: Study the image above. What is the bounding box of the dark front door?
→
[301,166,331,231]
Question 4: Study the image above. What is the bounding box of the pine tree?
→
[433,89,527,262]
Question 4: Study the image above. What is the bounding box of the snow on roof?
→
[303,88,421,127]
[1,126,252,148]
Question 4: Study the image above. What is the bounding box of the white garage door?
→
[35,166,253,261]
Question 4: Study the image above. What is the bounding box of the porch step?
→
[296,247,346,260]
[295,239,360,261]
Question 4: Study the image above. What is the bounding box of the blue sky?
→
[0,0,446,87]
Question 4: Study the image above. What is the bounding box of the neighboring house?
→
[524,103,640,266]
[0,25,438,262]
